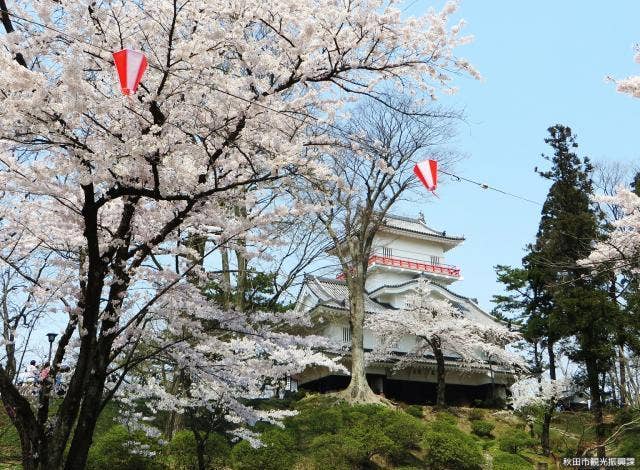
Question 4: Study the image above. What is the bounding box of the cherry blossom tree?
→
[298,94,466,403]
[368,279,523,408]
[584,188,640,270]
[510,376,572,455]
[612,48,640,98]
[0,0,481,468]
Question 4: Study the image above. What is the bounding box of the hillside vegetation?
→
[2,394,638,469]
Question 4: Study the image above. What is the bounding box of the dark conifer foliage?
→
[495,125,618,458]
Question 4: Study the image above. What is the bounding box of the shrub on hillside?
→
[497,429,536,454]
[434,411,458,425]
[230,399,428,469]
[422,421,483,470]
[471,419,495,438]
[86,425,163,470]
[617,426,640,462]
[491,449,532,470]
[230,428,297,470]
[164,430,230,469]
[309,431,393,470]
[614,407,640,427]
[405,405,423,419]
[468,408,485,421]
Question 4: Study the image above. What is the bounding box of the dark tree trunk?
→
[63,373,106,470]
[609,371,617,404]
[541,408,553,456]
[430,338,446,408]
[610,275,627,408]
[586,359,606,459]
[618,344,627,407]
[533,341,543,393]
[234,205,247,312]
[547,341,556,381]
[193,430,208,470]
[164,374,184,439]
[220,247,232,310]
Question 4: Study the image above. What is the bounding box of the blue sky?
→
[398,1,640,311]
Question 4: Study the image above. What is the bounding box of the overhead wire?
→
[2,8,543,208]
[439,169,542,206]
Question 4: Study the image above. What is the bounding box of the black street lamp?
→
[46,333,57,366]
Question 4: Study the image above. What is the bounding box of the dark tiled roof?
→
[366,277,474,302]
[303,275,390,314]
[381,213,464,241]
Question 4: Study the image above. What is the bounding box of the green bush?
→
[468,408,485,421]
[309,432,392,470]
[230,398,428,469]
[422,422,483,470]
[617,428,640,462]
[87,425,163,470]
[497,429,536,454]
[614,407,640,427]
[434,411,458,425]
[491,449,532,470]
[471,419,495,437]
[405,405,423,419]
[164,430,230,469]
[230,428,297,470]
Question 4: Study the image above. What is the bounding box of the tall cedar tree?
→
[496,125,616,457]
[537,126,617,459]
[613,172,640,407]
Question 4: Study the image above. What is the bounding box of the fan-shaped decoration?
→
[112,49,148,95]
[414,159,438,192]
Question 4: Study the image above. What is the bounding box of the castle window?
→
[430,255,440,265]
[342,327,351,343]
[382,247,392,257]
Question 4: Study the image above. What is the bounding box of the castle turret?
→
[358,213,464,292]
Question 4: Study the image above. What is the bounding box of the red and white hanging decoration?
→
[414,159,438,193]
[112,49,148,95]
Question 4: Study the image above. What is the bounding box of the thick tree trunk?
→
[164,374,184,439]
[234,206,247,312]
[2,401,40,470]
[342,278,376,402]
[586,359,606,459]
[609,273,627,408]
[625,362,638,406]
[63,376,106,469]
[541,408,553,456]
[541,341,555,456]
[193,430,208,470]
[431,339,446,408]
[618,344,627,407]
[608,371,618,404]
[547,341,556,380]
[220,248,232,310]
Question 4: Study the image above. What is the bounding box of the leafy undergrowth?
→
[1,395,638,469]
[230,397,553,470]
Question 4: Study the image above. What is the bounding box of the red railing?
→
[336,255,460,280]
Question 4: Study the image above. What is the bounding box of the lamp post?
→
[46,333,57,366]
